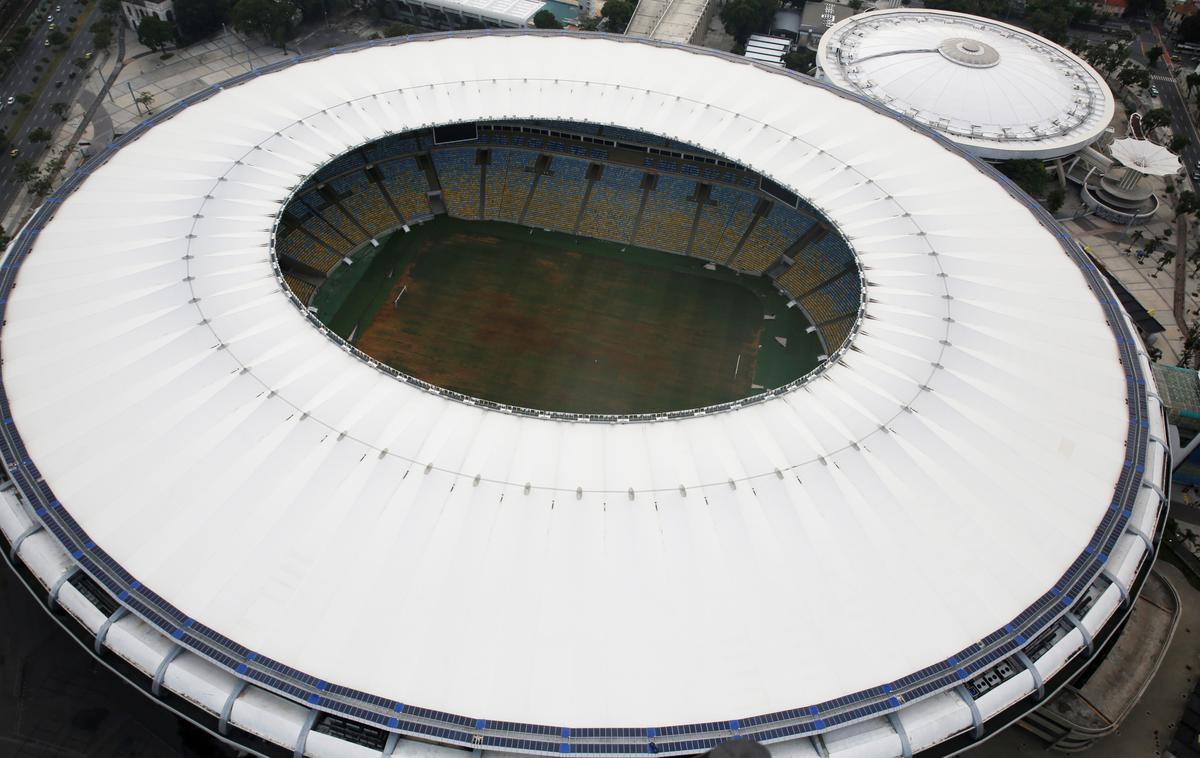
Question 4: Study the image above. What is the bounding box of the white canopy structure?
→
[0,32,1167,758]
[1110,137,1182,176]
[815,9,1115,160]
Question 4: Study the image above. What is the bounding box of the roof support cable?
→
[381,733,401,758]
[219,680,248,735]
[1065,612,1094,656]
[47,564,78,609]
[1013,649,1044,700]
[887,712,912,758]
[94,606,128,656]
[955,685,984,739]
[294,708,319,758]
[1101,568,1129,604]
[152,645,184,696]
[9,522,41,561]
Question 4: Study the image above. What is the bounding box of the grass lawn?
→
[311,217,821,415]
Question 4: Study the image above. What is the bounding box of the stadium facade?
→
[0,31,1169,758]
[814,9,1116,162]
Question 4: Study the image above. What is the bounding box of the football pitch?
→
[311,217,822,415]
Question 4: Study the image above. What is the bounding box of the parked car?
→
[1150,86,1160,96]
[6,96,14,105]
[8,148,18,158]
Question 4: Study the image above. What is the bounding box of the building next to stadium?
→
[815,9,1116,166]
[0,30,1169,758]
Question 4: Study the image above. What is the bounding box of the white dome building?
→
[0,31,1166,758]
[815,9,1115,161]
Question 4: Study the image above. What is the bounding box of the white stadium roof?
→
[815,9,1115,160]
[0,31,1167,758]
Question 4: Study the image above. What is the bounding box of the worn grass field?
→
[312,217,821,415]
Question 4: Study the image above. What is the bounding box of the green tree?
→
[1045,187,1065,214]
[1171,134,1191,153]
[847,0,862,9]
[998,159,1048,198]
[137,15,174,51]
[783,48,814,73]
[91,17,114,50]
[1143,106,1172,132]
[1147,45,1163,69]
[1182,14,1200,44]
[578,15,601,30]
[100,0,121,15]
[600,0,634,33]
[533,8,561,27]
[232,0,299,49]
[719,0,777,45]
[173,0,228,42]
[136,90,155,114]
[1118,63,1150,90]
[1188,72,1200,95]
[384,21,419,36]
[27,127,51,143]
[46,29,66,46]
[49,101,68,120]
[14,160,37,183]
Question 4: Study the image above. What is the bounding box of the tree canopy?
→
[719,0,777,45]
[1142,106,1172,132]
[997,159,1049,198]
[137,15,174,51]
[532,8,561,28]
[600,0,634,33]
[173,0,227,43]
[232,0,299,48]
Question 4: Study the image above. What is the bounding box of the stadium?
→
[0,30,1169,758]
[814,9,1115,161]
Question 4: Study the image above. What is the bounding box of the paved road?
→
[0,0,105,222]
[1129,26,1200,187]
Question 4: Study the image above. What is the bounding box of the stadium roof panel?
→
[815,9,1115,160]
[0,31,1161,754]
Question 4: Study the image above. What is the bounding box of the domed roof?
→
[816,9,1115,160]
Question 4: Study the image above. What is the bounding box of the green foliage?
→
[1045,187,1065,214]
[383,21,420,36]
[922,0,1008,13]
[1183,14,1200,44]
[174,0,228,42]
[46,29,66,45]
[137,15,174,50]
[533,8,561,28]
[783,48,814,73]
[27,127,51,144]
[14,160,37,183]
[719,0,777,44]
[1171,134,1191,154]
[600,0,634,33]
[998,159,1049,198]
[1143,106,1172,131]
[100,0,122,14]
[578,15,601,30]
[14,93,32,105]
[49,101,69,120]
[1147,45,1163,69]
[1118,63,1150,90]
[91,17,114,49]
[231,0,299,48]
